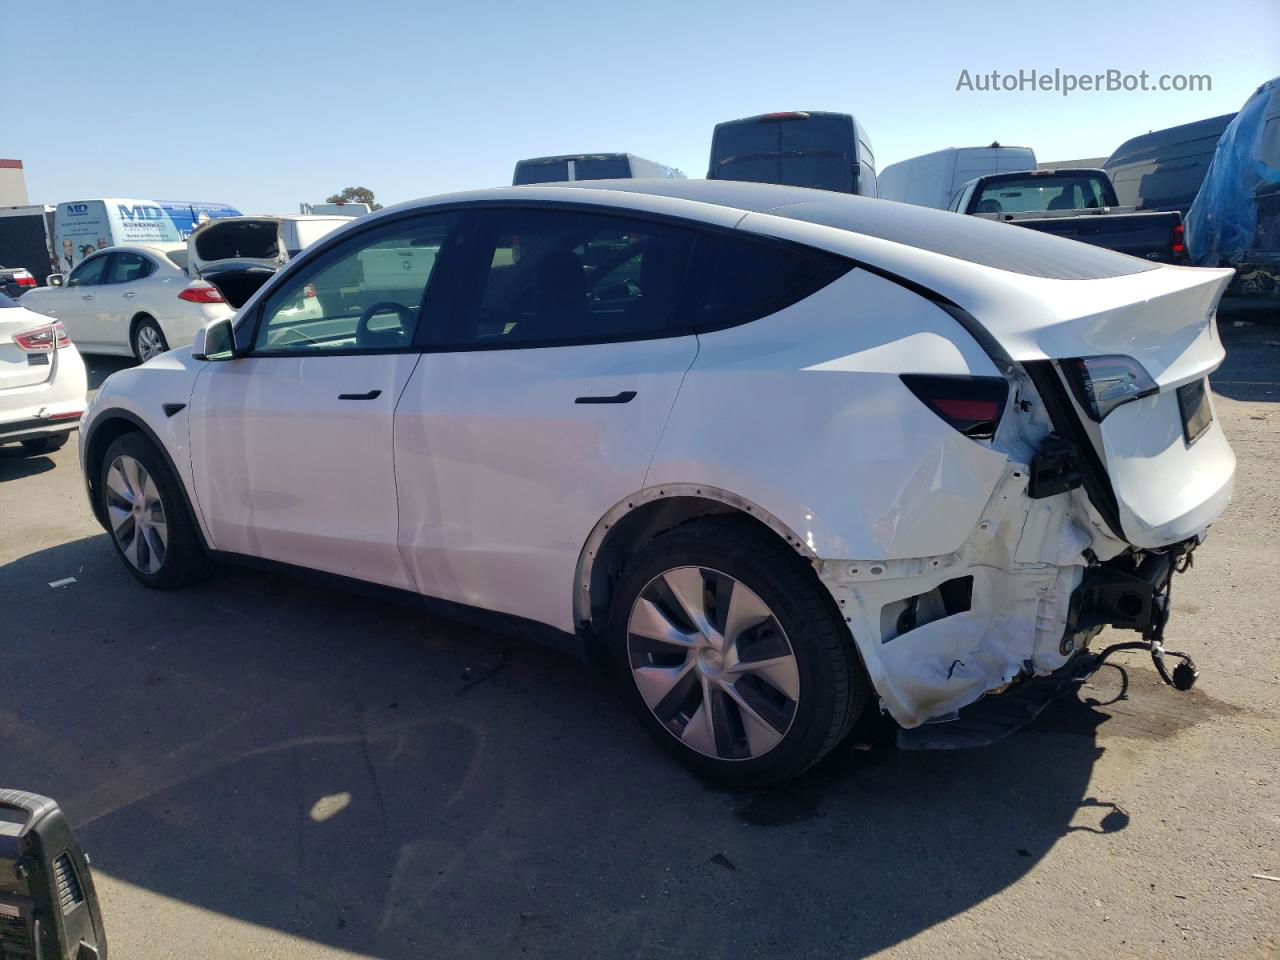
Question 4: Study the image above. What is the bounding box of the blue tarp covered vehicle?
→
[1186,78,1280,299]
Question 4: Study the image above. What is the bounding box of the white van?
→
[53,199,241,274]
[878,145,1037,210]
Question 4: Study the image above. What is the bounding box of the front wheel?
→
[607,516,866,786]
[100,432,210,588]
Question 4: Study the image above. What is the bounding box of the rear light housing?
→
[14,321,71,351]
[759,111,809,121]
[13,270,35,288]
[900,374,1010,440]
[1171,223,1186,258]
[178,282,225,304]
[1060,355,1158,422]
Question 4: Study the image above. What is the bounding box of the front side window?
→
[253,213,453,354]
[446,208,694,348]
[107,253,155,284]
[66,254,110,287]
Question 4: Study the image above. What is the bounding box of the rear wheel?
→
[132,317,168,362]
[607,516,866,785]
[100,432,209,588]
[20,434,68,455]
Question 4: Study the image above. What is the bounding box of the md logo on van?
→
[118,204,167,221]
[64,203,89,215]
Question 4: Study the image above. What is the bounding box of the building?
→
[0,160,29,206]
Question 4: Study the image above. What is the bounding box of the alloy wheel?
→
[136,325,165,361]
[627,566,800,761]
[105,454,168,574]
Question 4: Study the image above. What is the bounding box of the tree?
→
[325,186,382,211]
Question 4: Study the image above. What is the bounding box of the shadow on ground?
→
[0,534,1217,958]
[1213,307,1280,402]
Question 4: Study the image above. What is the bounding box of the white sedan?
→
[1,292,86,454]
[20,243,231,361]
[79,180,1236,784]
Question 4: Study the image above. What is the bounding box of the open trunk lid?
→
[188,217,284,277]
[1003,265,1237,548]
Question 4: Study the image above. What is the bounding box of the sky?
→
[4,0,1278,214]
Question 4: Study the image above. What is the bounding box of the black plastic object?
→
[1027,432,1082,499]
[0,789,107,959]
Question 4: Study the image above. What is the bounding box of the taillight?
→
[1171,223,1186,258]
[178,282,225,304]
[1060,355,1158,422]
[14,271,35,288]
[900,374,1009,440]
[759,111,809,121]
[14,321,71,351]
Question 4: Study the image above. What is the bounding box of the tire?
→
[99,432,210,589]
[20,434,68,455]
[132,316,169,362]
[606,516,867,786]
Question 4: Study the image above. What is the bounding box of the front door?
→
[394,205,700,631]
[189,211,456,590]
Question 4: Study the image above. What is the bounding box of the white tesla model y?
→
[79,181,1236,783]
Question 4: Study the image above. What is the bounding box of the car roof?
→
[85,242,184,256]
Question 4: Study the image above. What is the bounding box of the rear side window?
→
[107,253,155,283]
[679,232,850,332]
[447,208,695,348]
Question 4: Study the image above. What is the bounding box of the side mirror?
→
[192,316,237,361]
[0,789,108,959]
[48,274,65,288]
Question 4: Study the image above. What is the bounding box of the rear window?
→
[514,161,570,185]
[775,195,1158,279]
[973,174,1111,214]
[573,156,631,180]
[712,117,855,192]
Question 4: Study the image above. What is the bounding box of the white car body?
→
[0,295,87,446]
[80,181,1235,744]
[19,243,231,358]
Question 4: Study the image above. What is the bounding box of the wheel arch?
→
[573,484,818,643]
[83,408,208,550]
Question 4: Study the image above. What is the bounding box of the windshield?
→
[711,116,855,191]
[973,174,1111,214]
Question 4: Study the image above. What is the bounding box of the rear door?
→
[394,205,700,631]
[98,251,157,350]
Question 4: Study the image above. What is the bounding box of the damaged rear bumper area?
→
[817,458,1206,741]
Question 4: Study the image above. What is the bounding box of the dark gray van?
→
[1104,113,1235,213]
[707,111,877,196]
[513,154,685,186]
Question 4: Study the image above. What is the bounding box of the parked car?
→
[1,291,86,455]
[1186,77,1280,301]
[80,180,1235,784]
[1105,113,1236,213]
[187,215,354,307]
[878,144,1037,210]
[513,154,685,185]
[707,111,877,195]
[18,243,231,360]
[0,265,36,298]
[950,168,1187,262]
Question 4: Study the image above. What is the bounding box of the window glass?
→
[514,161,570,185]
[449,208,694,347]
[711,122,780,183]
[107,253,155,284]
[574,156,631,180]
[679,232,847,331]
[66,254,109,287]
[0,291,16,308]
[254,214,452,353]
[972,174,1112,214]
[164,249,188,271]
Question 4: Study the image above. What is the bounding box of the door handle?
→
[123,291,136,298]
[338,389,382,400]
[575,390,637,404]
[81,295,94,301]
